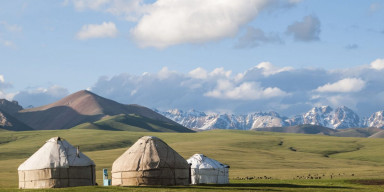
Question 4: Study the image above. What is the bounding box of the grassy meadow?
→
[0,129,383,191]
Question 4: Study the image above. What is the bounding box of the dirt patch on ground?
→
[351,179,384,185]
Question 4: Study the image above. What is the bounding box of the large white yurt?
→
[18,137,96,189]
[187,154,229,184]
[111,136,190,186]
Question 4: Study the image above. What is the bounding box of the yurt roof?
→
[187,154,229,169]
[18,137,95,171]
[112,136,189,172]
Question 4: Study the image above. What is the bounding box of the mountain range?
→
[2,90,384,137]
[0,90,192,133]
[157,106,384,130]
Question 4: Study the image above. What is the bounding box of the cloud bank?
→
[315,78,365,93]
[0,76,69,108]
[13,86,69,108]
[67,0,302,48]
[3,59,384,117]
[86,58,384,117]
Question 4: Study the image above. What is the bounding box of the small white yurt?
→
[18,137,96,189]
[111,136,190,186]
[187,154,229,184]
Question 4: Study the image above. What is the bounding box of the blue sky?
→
[1,0,384,117]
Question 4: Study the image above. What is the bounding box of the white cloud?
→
[157,67,177,80]
[189,67,208,79]
[327,95,357,109]
[254,62,293,76]
[13,85,69,107]
[131,0,270,48]
[315,78,365,93]
[210,68,232,78]
[66,0,306,47]
[0,91,16,101]
[205,80,288,100]
[0,75,12,90]
[370,58,384,70]
[76,22,118,40]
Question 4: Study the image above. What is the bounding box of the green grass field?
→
[0,129,383,191]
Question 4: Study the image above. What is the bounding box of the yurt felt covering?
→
[112,136,190,186]
[18,137,95,189]
[187,154,229,184]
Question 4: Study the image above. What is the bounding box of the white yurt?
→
[187,154,229,184]
[18,137,96,189]
[111,136,190,186]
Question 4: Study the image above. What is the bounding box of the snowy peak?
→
[159,106,384,130]
[293,106,360,129]
[332,106,360,129]
[302,106,334,127]
[159,109,287,130]
[366,110,384,128]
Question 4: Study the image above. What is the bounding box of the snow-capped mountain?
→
[287,106,361,129]
[159,105,380,130]
[158,109,287,130]
[366,111,384,128]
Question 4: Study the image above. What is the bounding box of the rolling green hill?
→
[71,114,194,132]
[0,129,383,191]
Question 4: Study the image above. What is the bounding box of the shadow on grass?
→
[349,179,384,185]
[124,183,353,191]
[0,183,355,192]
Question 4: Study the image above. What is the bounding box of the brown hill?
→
[15,90,189,131]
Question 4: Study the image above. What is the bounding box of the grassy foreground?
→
[0,129,383,191]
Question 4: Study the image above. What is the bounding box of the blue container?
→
[103,168,111,186]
